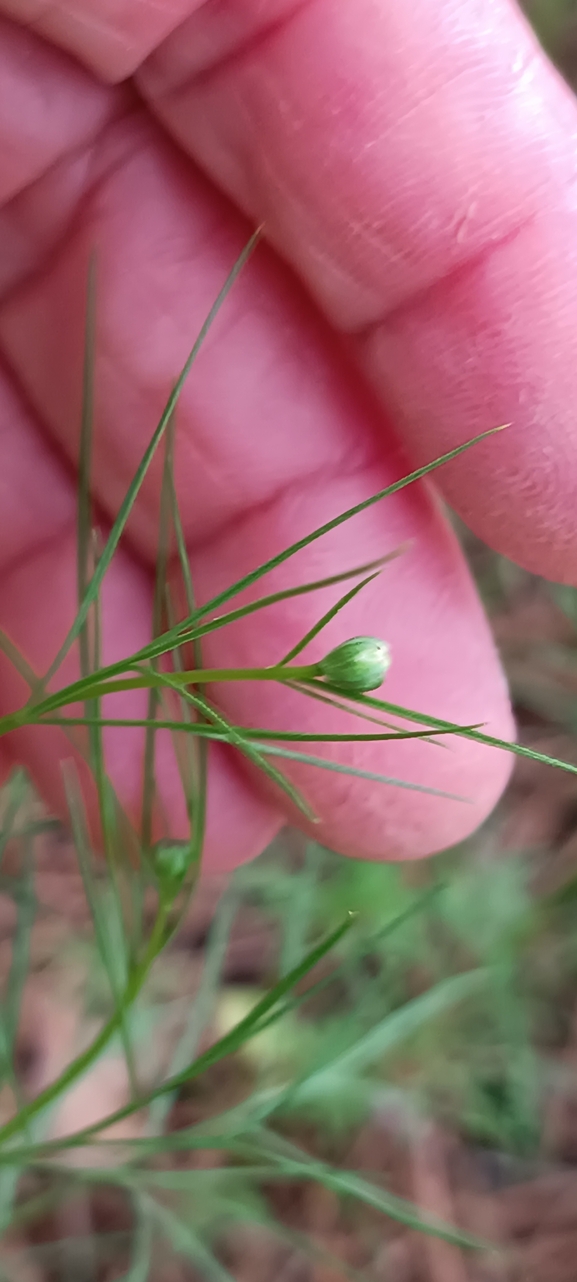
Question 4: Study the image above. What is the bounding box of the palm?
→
[0,0,571,868]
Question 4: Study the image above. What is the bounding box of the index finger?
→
[139,0,577,584]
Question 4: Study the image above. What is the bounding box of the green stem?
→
[0,665,319,740]
[0,903,168,1147]
[0,917,354,1156]
[80,664,319,695]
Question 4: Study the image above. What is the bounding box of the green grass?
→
[0,232,575,1277]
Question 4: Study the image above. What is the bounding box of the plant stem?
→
[0,665,320,739]
[0,903,168,1147]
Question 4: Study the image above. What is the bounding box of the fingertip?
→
[191,463,515,862]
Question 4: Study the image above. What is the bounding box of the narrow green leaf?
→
[0,632,41,695]
[161,484,208,895]
[0,830,35,1160]
[330,687,577,776]
[251,742,469,802]
[73,281,134,1042]
[42,230,261,687]
[3,834,36,1052]
[322,1166,485,1249]
[147,885,239,1133]
[286,678,448,746]
[247,1127,488,1249]
[171,551,404,659]
[279,572,380,666]
[77,252,97,681]
[145,1196,236,1282]
[263,1151,487,1250]
[169,677,318,821]
[186,427,506,625]
[252,885,442,1040]
[0,770,29,872]
[141,415,175,852]
[26,715,472,745]
[63,764,137,1092]
[101,553,406,671]
[295,969,487,1093]
[0,916,354,1150]
[119,1197,153,1282]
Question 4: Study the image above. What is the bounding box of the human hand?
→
[0,0,572,870]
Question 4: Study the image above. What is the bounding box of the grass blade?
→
[185,428,506,626]
[138,555,402,666]
[328,687,577,776]
[286,678,448,745]
[0,632,41,695]
[42,229,261,688]
[161,470,208,892]
[62,767,135,1080]
[0,770,29,873]
[3,835,36,1054]
[0,916,355,1150]
[73,264,135,996]
[253,1134,487,1251]
[24,715,478,744]
[145,1196,236,1282]
[141,415,175,853]
[147,884,239,1133]
[295,969,487,1093]
[250,741,469,802]
[120,1198,153,1282]
[167,678,318,822]
[77,252,97,680]
[279,571,381,666]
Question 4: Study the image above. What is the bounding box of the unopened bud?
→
[318,636,391,693]
[153,841,190,898]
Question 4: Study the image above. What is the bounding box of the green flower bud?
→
[153,841,190,899]
[318,636,391,693]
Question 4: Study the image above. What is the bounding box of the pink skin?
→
[0,0,573,869]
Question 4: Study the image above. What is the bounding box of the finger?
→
[0,15,127,298]
[0,15,120,205]
[0,112,513,859]
[0,0,203,81]
[0,364,281,872]
[139,0,577,584]
[1,112,388,559]
[187,470,514,860]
